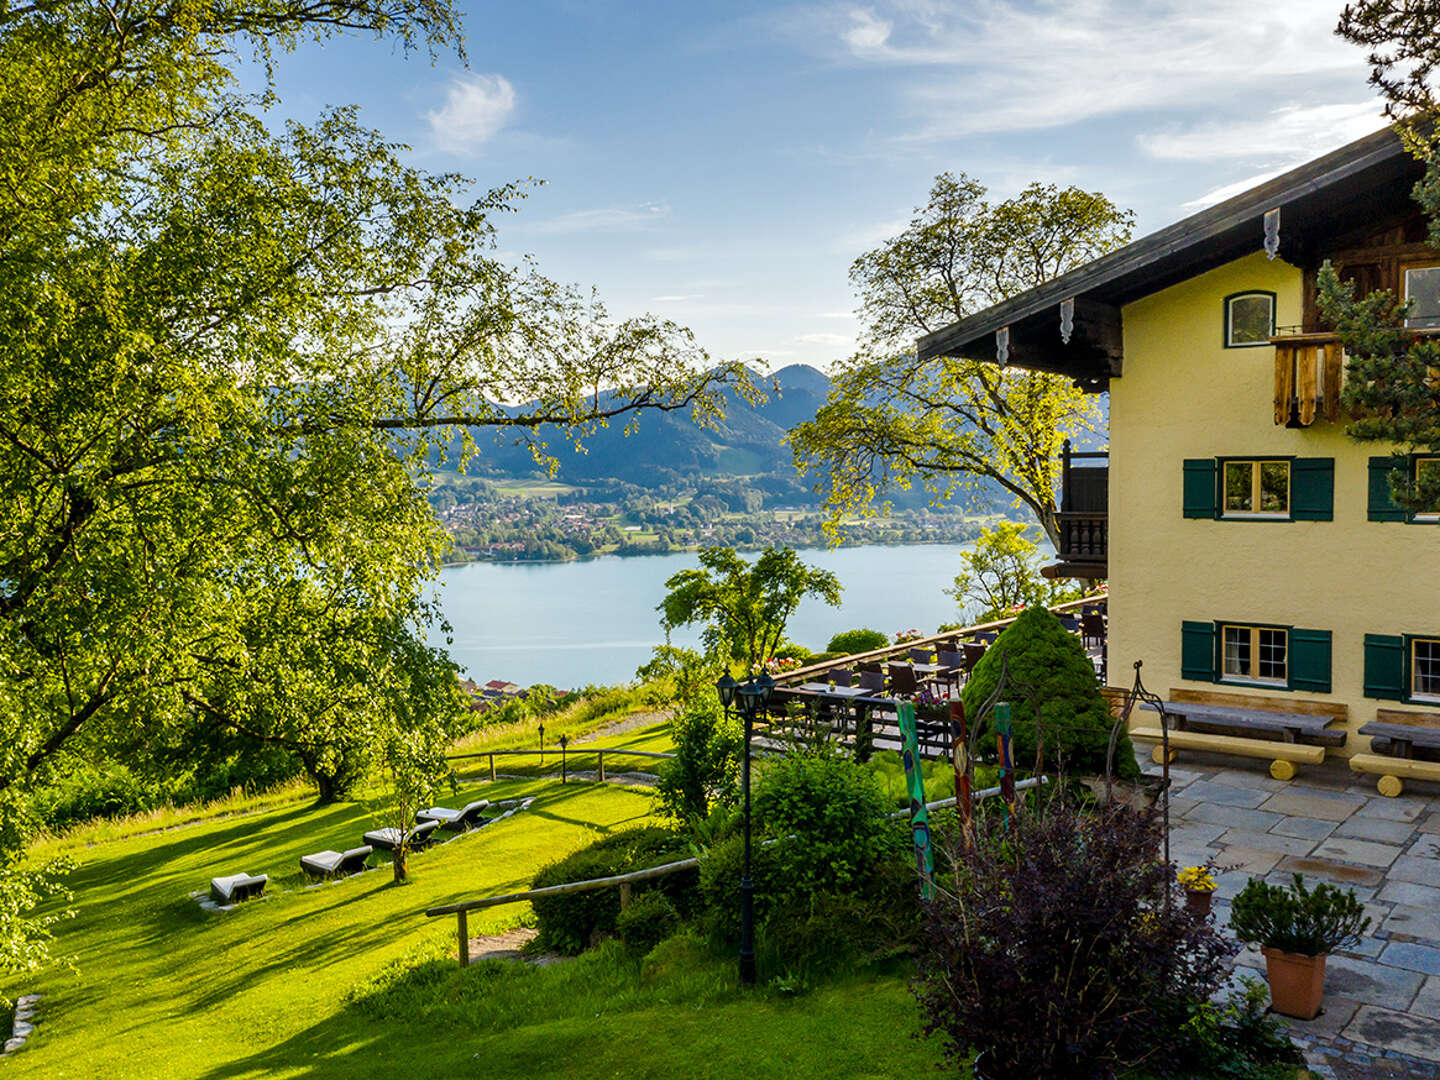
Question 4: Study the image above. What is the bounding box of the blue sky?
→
[257,0,1388,372]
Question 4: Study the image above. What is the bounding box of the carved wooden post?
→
[619,882,632,911]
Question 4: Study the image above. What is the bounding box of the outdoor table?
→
[1358,720,1440,759]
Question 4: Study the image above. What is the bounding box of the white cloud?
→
[1139,102,1386,163]
[817,310,856,319]
[777,1,1375,140]
[427,73,516,153]
[796,331,851,345]
[652,293,703,302]
[528,204,671,235]
[1179,167,1291,211]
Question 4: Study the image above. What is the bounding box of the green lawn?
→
[9,722,953,1079]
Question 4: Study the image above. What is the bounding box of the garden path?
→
[1143,749,1440,1078]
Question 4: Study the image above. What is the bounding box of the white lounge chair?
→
[299,845,373,881]
[209,872,268,904]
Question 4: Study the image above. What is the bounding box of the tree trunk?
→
[392,847,408,884]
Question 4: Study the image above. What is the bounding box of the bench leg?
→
[1377,774,1404,798]
[1151,745,1177,765]
[1269,759,1297,782]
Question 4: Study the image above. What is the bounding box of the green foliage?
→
[753,750,899,898]
[634,645,723,706]
[530,828,695,955]
[0,0,743,870]
[0,856,75,1004]
[1229,873,1371,957]
[961,605,1136,779]
[658,546,841,674]
[790,173,1128,545]
[1153,979,1304,1080]
[656,694,742,823]
[825,628,889,655]
[946,522,1081,623]
[614,890,680,956]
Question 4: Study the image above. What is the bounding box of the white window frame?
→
[1224,292,1276,348]
[1412,636,1440,703]
[1221,459,1291,519]
[1403,266,1440,330]
[1220,624,1289,687]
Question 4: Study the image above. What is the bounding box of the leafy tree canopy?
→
[1320,2,1440,512]
[947,522,1081,624]
[658,546,841,675]
[0,0,743,839]
[789,174,1130,545]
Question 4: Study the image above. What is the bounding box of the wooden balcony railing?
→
[1057,511,1107,562]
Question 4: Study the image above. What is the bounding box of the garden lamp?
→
[715,673,736,710]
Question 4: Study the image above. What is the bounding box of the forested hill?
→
[450,363,832,487]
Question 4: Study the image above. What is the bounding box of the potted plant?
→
[1229,873,1371,1020]
[1177,864,1217,916]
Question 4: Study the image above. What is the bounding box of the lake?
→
[428,542,1016,689]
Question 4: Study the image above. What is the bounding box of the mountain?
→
[454,364,832,486]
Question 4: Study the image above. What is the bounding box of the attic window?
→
[1403,266,1440,328]
[1224,291,1275,348]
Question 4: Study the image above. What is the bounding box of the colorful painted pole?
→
[995,701,1015,828]
[896,702,934,899]
[949,700,972,850]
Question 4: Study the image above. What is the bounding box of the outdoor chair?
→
[858,670,886,693]
[962,643,988,673]
[824,668,854,687]
[1057,614,1081,633]
[1081,613,1106,649]
[363,818,440,854]
[858,660,884,674]
[975,631,998,645]
[416,800,491,832]
[909,647,933,664]
[937,649,964,693]
[888,662,919,698]
[299,846,373,882]
[209,872,268,905]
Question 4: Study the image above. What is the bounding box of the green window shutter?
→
[1181,621,1217,682]
[1289,628,1332,693]
[1291,458,1334,521]
[1368,456,1407,522]
[1363,633,1406,700]
[1183,459,1217,519]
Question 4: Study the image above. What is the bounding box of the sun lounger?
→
[415,800,490,832]
[363,818,440,854]
[299,845,373,881]
[209,872,268,904]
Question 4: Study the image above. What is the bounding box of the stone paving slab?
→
[1313,836,1405,868]
[1273,815,1340,841]
[1380,880,1440,908]
[1337,816,1422,844]
[1215,827,1317,856]
[1387,905,1440,942]
[1381,942,1440,976]
[1183,779,1272,808]
[1388,854,1440,886]
[1417,813,1440,835]
[1261,790,1367,821]
[1276,855,1386,888]
[1413,976,1440,1021]
[1184,801,1285,830]
[1344,1006,1440,1063]
[1354,796,1433,822]
[1325,954,1426,1009]
[1411,835,1440,860]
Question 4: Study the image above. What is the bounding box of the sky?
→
[252,0,1390,373]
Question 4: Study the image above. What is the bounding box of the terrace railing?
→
[446,746,675,783]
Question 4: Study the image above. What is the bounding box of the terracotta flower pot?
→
[1262,946,1328,1020]
[1185,888,1214,916]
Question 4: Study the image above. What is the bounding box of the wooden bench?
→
[1351,709,1440,796]
[1130,689,1347,780]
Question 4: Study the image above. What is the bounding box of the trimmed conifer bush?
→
[961,605,1138,779]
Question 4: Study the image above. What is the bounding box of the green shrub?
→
[615,891,679,956]
[656,695,742,823]
[771,640,813,661]
[530,827,695,955]
[1229,873,1370,956]
[961,605,1137,779]
[1151,979,1304,1079]
[696,831,784,942]
[826,628,888,655]
[30,763,174,832]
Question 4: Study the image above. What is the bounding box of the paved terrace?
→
[1147,749,1440,1078]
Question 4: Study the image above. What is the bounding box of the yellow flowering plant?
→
[1178,865,1217,893]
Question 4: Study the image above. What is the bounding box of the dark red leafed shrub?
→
[915,797,1235,1080]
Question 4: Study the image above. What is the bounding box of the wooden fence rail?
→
[446,746,677,782]
[424,777,1048,966]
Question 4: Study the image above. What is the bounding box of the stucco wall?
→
[1108,250,1439,747]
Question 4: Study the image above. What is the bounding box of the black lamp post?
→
[537,720,545,766]
[716,670,773,987]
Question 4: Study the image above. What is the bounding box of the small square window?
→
[1225,292,1275,347]
[1221,624,1287,685]
[1414,638,1440,701]
[1222,459,1289,517]
[1404,267,1440,329]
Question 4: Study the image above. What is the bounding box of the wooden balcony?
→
[1269,331,1342,427]
[1047,441,1107,580]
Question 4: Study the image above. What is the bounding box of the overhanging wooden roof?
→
[915,127,1422,387]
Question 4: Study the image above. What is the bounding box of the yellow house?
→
[917,128,1440,794]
